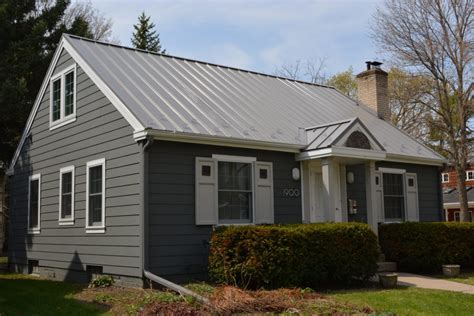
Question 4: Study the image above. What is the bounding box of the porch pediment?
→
[303,117,385,152]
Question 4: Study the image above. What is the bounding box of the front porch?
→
[297,118,421,232]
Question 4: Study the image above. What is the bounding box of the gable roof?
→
[304,117,385,152]
[7,34,445,174]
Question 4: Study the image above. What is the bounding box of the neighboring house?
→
[442,163,474,221]
[6,35,445,286]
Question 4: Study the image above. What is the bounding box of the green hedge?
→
[379,222,474,273]
[208,223,379,289]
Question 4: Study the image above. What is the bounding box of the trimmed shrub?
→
[379,222,474,273]
[209,223,379,289]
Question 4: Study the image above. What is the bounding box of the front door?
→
[309,170,325,222]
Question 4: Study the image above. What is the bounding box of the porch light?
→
[292,168,300,181]
[347,171,355,184]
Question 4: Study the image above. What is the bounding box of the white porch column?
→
[321,158,342,222]
[365,161,379,233]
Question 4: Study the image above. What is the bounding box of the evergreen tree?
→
[131,12,165,53]
[0,0,94,168]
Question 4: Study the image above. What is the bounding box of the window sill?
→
[86,227,105,234]
[28,229,41,235]
[59,220,74,226]
[49,115,76,130]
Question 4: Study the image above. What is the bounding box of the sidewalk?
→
[396,272,474,294]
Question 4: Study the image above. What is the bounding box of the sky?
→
[91,0,382,78]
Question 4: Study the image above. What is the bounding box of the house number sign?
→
[283,188,300,197]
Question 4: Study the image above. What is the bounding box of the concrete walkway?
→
[395,272,474,294]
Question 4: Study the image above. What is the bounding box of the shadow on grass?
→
[0,273,109,316]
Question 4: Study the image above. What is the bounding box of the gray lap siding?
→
[147,140,302,282]
[8,50,142,284]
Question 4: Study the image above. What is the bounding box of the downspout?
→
[139,136,209,305]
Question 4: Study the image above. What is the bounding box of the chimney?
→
[356,61,390,121]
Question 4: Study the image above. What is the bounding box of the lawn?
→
[0,256,7,264]
[328,285,474,316]
[2,272,474,315]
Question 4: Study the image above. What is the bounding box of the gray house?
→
[7,34,445,286]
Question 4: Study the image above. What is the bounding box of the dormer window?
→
[50,64,76,130]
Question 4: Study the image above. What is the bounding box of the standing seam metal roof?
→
[65,34,444,161]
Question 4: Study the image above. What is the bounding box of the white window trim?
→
[28,173,41,235]
[466,171,474,181]
[49,64,77,130]
[85,158,106,234]
[379,168,407,222]
[442,173,450,183]
[213,154,256,225]
[58,165,75,226]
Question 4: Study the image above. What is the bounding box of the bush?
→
[209,223,379,289]
[89,275,114,288]
[379,222,474,273]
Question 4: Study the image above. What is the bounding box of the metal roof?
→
[64,35,444,162]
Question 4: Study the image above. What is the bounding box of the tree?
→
[372,0,474,221]
[63,0,114,41]
[273,57,327,84]
[326,67,358,99]
[0,0,96,168]
[131,12,166,53]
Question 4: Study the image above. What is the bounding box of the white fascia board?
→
[296,146,387,161]
[62,37,144,131]
[7,36,145,175]
[384,153,446,166]
[133,129,303,153]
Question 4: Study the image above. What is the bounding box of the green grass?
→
[0,257,7,264]
[0,273,108,316]
[435,271,474,286]
[328,285,474,316]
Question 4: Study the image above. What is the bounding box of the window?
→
[28,174,41,234]
[466,171,474,181]
[442,173,449,183]
[218,161,253,224]
[50,64,76,129]
[59,166,75,225]
[86,158,106,233]
[454,211,460,222]
[383,173,405,221]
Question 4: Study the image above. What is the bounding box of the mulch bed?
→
[141,286,374,315]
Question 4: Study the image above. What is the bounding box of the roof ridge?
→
[63,33,336,90]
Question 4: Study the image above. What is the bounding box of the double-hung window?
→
[28,174,41,234]
[442,173,449,183]
[195,155,274,225]
[218,161,254,224]
[382,173,405,221]
[50,64,76,129]
[466,171,474,181]
[59,166,75,225]
[86,158,106,233]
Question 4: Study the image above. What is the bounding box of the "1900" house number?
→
[283,189,300,197]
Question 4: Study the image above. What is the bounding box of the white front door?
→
[309,171,325,222]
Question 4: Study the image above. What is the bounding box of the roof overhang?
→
[134,129,303,153]
[296,146,387,161]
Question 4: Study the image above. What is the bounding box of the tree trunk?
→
[455,163,470,222]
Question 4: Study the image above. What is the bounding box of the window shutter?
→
[254,162,274,224]
[405,173,419,221]
[195,157,217,225]
[374,171,384,222]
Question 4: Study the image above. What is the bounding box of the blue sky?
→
[92,0,381,77]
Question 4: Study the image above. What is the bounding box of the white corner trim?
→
[58,165,75,225]
[27,173,41,235]
[212,154,257,163]
[62,37,144,132]
[378,167,407,174]
[85,158,106,233]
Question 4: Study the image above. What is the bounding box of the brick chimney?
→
[356,61,390,121]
